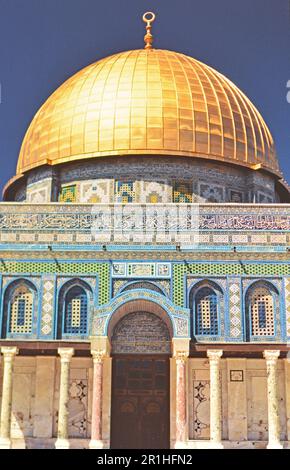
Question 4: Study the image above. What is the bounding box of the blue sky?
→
[0,0,289,196]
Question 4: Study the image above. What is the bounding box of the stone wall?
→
[3,356,290,448]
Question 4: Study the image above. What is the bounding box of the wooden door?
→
[111,356,170,449]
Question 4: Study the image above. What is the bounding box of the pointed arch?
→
[118,280,166,297]
[245,280,278,340]
[57,279,93,339]
[2,278,38,338]
[189,280,223,338]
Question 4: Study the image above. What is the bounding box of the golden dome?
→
[17,48,280,176]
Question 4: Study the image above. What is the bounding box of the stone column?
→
[263,350,283,449]
[174,351,188,448]
[0,347,18,449]
[89,349,106,449]
[207,350,223,448]
[55,348,74,449]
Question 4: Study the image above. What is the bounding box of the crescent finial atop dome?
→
[143,11,156,49]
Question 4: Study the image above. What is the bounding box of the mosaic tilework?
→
[112,279,171,297]
[26,179,52,203]
[228,279,242,338]
[230,190,243,203]
[2,264,110,305]
[93,316,107,336]
[173,317,189,337]
[174,263,289,307]
[139,180,169,203]
[40,277,55,336]
[28,189,47,203]
[79,180,111,203]
[115,181,136,203]
[59,185,77,203]
[199,183,224,202]
[2,276,41,291]
[173,181,193,203]
[91,289,190,337]
[112,262,171,278]
[285,278,290,337]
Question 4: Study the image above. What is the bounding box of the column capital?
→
[58,347,74,363]
[207,349,223,362]
[174,350,189,364]
[91,349,106,364]
[263,350,280,363]
[1,346,18,360]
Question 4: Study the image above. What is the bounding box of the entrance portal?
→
[110,310,171,449]
[111,356,170,449]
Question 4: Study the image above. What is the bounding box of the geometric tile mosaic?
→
[115,181,136,203]
[80,180,111,203]
[59,185,77,203]
[2,264,110,305]
[173,181,193,203]
[40,277,55,336]
[285,278,290,337]
[173,263,289,307]
[228,279,242,338]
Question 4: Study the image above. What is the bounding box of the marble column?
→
[263,350,283,449]
[89,349,106,449]
[174,351,188,448]
[55,348,74,449]
[207,350,223,449]
[0,347,18,449]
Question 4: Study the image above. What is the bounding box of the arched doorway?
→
[109,303,172,449]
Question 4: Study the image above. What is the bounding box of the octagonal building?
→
[0,12,289,450]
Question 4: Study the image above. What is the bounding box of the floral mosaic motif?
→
[129,264,155,277]
[193,380,210,439]
[173,317,189,337]
[113,279,171,298]
[199,184,224,203]
[92,316,107,336]
[2,276,41,290]
[80,180,111,203]
[112,262,171,279]
[139,180,169,203]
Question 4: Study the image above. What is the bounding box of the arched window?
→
[63,286,88,336]
[246,282,276,339]
[2,280,37,338]
[194,287,219,335]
